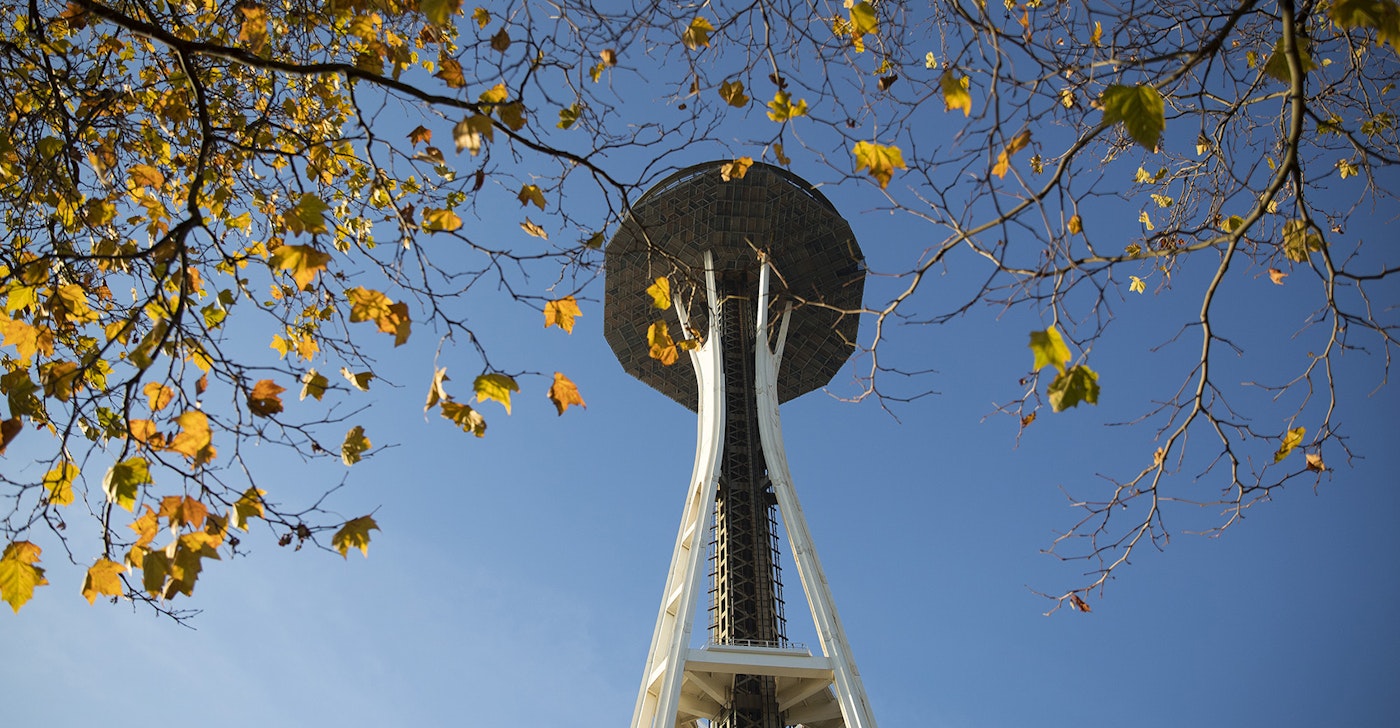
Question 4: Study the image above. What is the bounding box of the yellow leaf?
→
[547,372,586,415]
[158,494,209,531]
[940,71,972,116]
[169,410,215,466]
[1067,214,1083,234]
[474,373,519,414]
[270,244,332,290]
[517,184,546,210]
[342,425,371,465]
[1129,276,1146,294]
[346,287,411,345]
[1274,426,1306,463]
[232,487,266,530]
[341,367,373,391]
[435,57,467,88]
[683,16,714,50]
[479,83,509,105]
[40,360,82,402]
[992,130,1032,179]
[648,320,680,366]
[128,164,164,190]
[647,276,672,310]
[544,296,582,333]
[1090,20,1103,46]
[720,157,753,181]
[1029,326,1072,374]
[101,457,151,512]
[767,91,809,122]
[82,558,124,604]
[1268,268,1288,285]
[853,140,907,189]
[248,379,285,417]
[498,102,527,131]
[453,114,494,155]
[1139,210,1154,231]
[423,208,463,232]
[719,80,749,107]
[0,541,48,613]
[285,194,331,236]
[129,506,159,549]
[521,218,549,238]
[441,400,487,436]
[420,0,461,25]
[472,7,491,28]
[301,369,328,400]
[848,2,878,52]
[332,516,379,558]
[424,366,451,411]
[1,317,52,364]
[42,462,79,507]
[142,381,174,412]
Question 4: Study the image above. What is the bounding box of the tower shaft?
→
[712,273,785,728]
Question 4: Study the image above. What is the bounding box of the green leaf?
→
[1274,426,1306,463]
[1263,36,1317,83]
[473,373,519,414]
[1029,326,1072,374]
[557,103,581,129]
[1332,0,1400,47]
[1047,364,1101,412]
[0,541,47,612]
[1282,219,1325,262]
[102,457,152,512]
[1101,84,1165,151]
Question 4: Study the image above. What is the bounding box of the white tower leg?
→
[631,253,877,728]
[631,255,725,728]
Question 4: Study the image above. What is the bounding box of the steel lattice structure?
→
[605,162,877,728]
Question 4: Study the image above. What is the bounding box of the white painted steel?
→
[631,254,726,728]
[753,262,879,728]
[632,253,876,728]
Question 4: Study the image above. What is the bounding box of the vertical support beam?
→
[631,254,726,728]
[752,262,879,728]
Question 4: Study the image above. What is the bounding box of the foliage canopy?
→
[1,0,1396,616]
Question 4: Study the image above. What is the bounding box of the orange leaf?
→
[248,379,285,417]
[547,372,586,415]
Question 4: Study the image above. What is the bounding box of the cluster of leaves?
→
[1,0,1397,617]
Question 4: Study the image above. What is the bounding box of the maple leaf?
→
[423,208,463,232]
[683,17,713,50]
[346,287,411,345]
[248,379,285,417]
[992,130,1032,179]
[517,184,546,210]
[766,91,808,122]
[42,462,79,507]
[1129,276,1147,294]
[168,410,216,467]
[0,417,20,455]
[129,506,159,549]
[143,381,174,412]
[232,487,266,530]
[127,164,164,190]
[721,157,753,181]
[421,0,462,26]
[82,558,124,604]
[1048,364,1100,412]
[853,141,906,189]
[301,369,328,400]
[341,368,373,391]
[332,515,379,558]
[544,296,582,333]
[407,125,432,146]
[648,320,680,366]
[441,400,487,436]
[453,114,494,155]
[1101,83,1165,151]
[1274,426,1306,463]
[474,373,519,414]
[0,541,47,612]
[270,244,332,290]
[342,425,371,465]
[647,276,672,310]
[159,495,209,530]
[719,80,749,107]
[1029,326,1072,374]
[102,457,152,512]
[941,71,972,116]
[285,194,332,236]
[547,372,586,415]
[435,57,467,88]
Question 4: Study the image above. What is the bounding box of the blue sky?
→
[4,5,1400,727]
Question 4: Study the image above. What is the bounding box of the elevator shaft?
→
[710,272,786,728]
